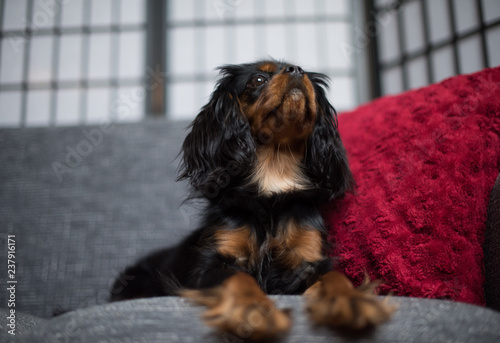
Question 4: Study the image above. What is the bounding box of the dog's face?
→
[236,61,318,148]
[179,59,354,199]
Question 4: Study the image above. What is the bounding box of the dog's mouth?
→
[278,85,308,116]
[259,87,307,122]
[286,88,305,101]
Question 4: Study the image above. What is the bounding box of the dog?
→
[110,60,394,340]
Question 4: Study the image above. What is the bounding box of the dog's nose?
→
[284,65,304,77]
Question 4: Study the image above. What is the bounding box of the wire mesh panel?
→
[0,0,147,127]
[369,0,500,97]
[0,0,359,127]
[165,0,357,120]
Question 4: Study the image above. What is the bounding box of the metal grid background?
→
[0,0,357,127]
[164,0,356,120]
[1,0,499,127]
[367,0,500,98]
[0,0,146,127]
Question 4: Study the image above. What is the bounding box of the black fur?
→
[177,68,256,198]
[110,60,354,301]
[305,72,355,198]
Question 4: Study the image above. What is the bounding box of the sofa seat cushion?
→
[6,296,500,342]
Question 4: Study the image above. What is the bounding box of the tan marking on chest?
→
[214,227,257,268]
[271,222,324,268]
[250,147,311,196]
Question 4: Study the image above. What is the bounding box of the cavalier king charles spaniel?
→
[111,60,394,340]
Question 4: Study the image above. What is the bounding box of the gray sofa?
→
[1,120,499,342]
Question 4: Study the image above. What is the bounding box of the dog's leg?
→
[181,272,291,340]
[304,271,395,330]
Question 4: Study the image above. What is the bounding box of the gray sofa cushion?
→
[3,296,500,343]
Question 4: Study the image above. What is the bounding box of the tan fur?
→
[304,271,396,329]
[250,146,311,196]
[181,272,291,340]
[271,221,324,268]
[304,73,317,115]
[258,62,278,73]
[214,226,257,268]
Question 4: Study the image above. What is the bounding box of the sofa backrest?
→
[0,119,197,317]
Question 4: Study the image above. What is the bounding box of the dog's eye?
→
[249,75,268,88]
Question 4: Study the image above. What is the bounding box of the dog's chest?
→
[214,222,324,270]
[250,147,311,196]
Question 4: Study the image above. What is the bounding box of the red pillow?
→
[327,67,500,306]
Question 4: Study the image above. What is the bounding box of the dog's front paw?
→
[304,271,396,330]
[181,272,291,340]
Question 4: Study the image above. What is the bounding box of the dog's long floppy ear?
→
[304,73,355,199]
[178,70,255,198]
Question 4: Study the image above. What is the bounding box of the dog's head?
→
[178,59,354,199]
[237,61,318,148]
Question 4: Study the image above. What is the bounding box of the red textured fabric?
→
[327,67,500,306]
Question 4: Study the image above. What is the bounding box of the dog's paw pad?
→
[181,273,291,340]
[305,272,396,330]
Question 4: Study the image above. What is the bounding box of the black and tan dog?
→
[111,60,394,340]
